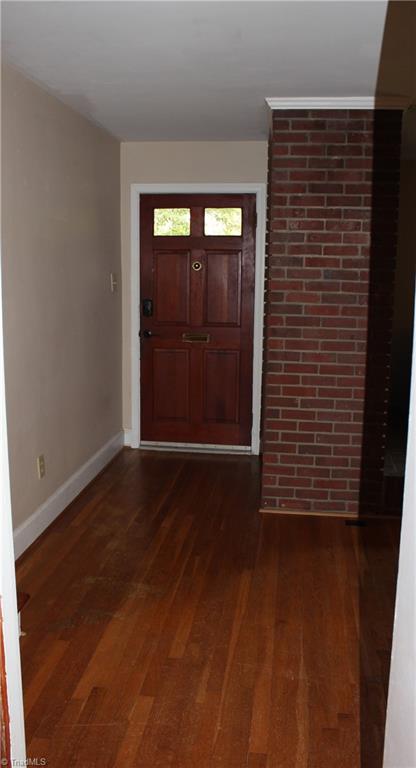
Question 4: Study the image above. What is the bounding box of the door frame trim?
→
[129,182,266,454]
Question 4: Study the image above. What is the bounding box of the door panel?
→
[205,251,241,326]
[153,349,190,422]
[154,250,190,324]
[203,350,240,423]
[140,193,255,446]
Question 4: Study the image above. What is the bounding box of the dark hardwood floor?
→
[16,449,400,767]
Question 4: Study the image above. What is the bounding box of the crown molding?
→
[265,96,411,111]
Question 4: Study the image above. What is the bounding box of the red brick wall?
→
[261,109,402,516]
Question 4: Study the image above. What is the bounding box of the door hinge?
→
[254,211,258,229]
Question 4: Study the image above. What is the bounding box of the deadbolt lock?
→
[192,261,202,272]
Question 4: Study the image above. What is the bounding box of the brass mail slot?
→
[182,332,211,343]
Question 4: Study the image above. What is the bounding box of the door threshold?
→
[140,440,252,455]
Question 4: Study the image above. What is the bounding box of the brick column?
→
[261,108,403,516]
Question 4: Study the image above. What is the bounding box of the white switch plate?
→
[110,272,118,293]
[37,454,46,479]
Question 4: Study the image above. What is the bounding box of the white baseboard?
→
[13,431,124,559]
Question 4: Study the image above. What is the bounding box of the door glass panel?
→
[204,208,242,236]
[153,208,191,236]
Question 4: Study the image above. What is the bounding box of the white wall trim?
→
[124,428,134,447]
[383,286,416,767]
[129,182,266,455]
[0,246,26,762]
[13,431,124,559]
[265,96,410,111]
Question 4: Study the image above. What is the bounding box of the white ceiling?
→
[2,1,415,141]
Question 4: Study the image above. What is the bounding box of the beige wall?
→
[121,140,268,429]
[1,63,122,529]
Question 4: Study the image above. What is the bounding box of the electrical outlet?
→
[37,454,46,479]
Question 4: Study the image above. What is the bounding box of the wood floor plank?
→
[16,448,400,767]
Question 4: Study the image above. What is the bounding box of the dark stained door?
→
[140,194,256,446]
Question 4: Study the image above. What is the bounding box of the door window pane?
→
[204,208,242,236]
[153,208,191,236]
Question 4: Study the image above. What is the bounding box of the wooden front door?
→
[140,194,256,446]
